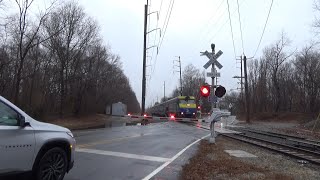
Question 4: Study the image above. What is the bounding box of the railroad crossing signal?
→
[201,50,223,69]
[200,85,210,97]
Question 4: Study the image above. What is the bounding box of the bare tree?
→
[10,0,60,104]
[242,38,320,120]
[294,44,320,113]
[42,2,98,117]
[0,0,140,119]
[263,32,293,112]
[181,64,206,99]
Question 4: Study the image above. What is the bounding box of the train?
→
[148,96,197,118]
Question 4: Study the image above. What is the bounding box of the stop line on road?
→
[76,148,171,162]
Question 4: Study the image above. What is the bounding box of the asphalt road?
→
[64,121,209,180]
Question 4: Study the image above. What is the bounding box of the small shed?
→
[106,102,127,116]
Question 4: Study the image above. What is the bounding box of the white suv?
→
[0,96,75,180]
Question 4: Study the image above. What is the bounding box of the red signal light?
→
[200,85,210,97]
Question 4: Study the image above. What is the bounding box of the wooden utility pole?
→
[174,56,183,95]
[164,81,166,101]
[141,1,148,115]
[240,55,243,97]
[178,56,182,96]
[243,55,250,123]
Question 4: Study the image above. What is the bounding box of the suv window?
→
[0,101,19,126]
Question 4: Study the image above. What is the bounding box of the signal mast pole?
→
[211,44,216,110]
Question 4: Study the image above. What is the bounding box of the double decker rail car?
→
[148,96,197,118]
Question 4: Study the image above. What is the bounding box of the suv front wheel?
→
[36,147,68,180]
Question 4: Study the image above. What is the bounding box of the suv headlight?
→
[67,132,74,138]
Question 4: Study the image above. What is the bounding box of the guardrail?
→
[205,110,231,144]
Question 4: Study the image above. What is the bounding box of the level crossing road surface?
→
[64,121,210,180]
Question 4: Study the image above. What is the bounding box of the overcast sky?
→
[79,0,316,107]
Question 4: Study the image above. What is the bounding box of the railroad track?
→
[231,128,320,152]
[222,133,320,165]
[245,128,320,146]
[184,121,320,165]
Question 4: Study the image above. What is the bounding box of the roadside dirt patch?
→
[180,139,292,180]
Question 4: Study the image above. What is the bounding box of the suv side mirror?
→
[18,115,29,127]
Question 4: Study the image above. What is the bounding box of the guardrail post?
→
[209,121,216,144]
[206,110,231,144]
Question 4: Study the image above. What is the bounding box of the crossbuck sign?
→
[201,50,223,69]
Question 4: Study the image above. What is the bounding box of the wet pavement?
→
[64,121,209,180]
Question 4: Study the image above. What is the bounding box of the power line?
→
[159,0,173,49]
[236,0,245,55]
[159,0,175,50]
[207,0,246,46]
[226,0,237,59]
[200,0,225,39]
[197,6,229,50]
[158,0,164,18]
[146,1,152,99]
[149,0,164,78]
[253,0,274,57]
[196,0,246,52]
[150,0,174,77]
[147,0,152,49]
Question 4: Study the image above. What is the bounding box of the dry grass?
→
[180,140,293,180]
[237,112,313,123]
[276,127,320,140]
[49,114,111,130]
